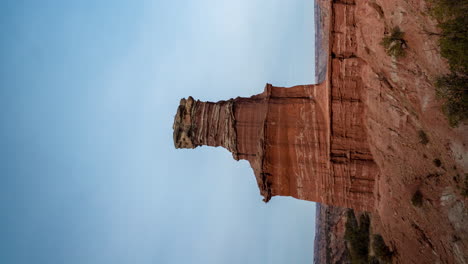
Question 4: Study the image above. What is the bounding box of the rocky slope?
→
[314,0,467,263]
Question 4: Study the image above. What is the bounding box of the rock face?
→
[313,0,468,263]
[174,78,377,210]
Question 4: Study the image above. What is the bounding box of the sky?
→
[1,1,317,263]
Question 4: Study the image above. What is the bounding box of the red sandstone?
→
[173,0,468,262]
[173,79,377,211]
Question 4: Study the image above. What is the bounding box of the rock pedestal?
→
[173,0,380,212]
[174,82,377,211]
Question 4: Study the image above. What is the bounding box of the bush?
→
[373,234,393,263]
[427,0,468,21]
[438,15,468,73]
[427,0,468,126]
[428,0,468,72]
[418,130,429,145]
[344,210,371,264]
[411,190,423,207]
[435,74,468,126]
[381,27,407,58]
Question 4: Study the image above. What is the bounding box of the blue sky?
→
[1,1,316,263]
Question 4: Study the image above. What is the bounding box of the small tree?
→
[344,210,371,264]
[381,27,407,58]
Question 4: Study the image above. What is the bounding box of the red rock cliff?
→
[314,0,468,263]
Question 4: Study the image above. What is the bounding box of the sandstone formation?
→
[173,79,377,211]
[174,0,468,262]
[173,0,380,211]
[313,0,468,263]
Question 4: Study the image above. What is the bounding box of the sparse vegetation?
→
[418,130,429,145]
[428,0,468,73]
[427,0,468,126]
[344,210,370,264]
[435,74,468,126]
[381,27,407,58]
[411,190,423,207]
[373,234,393,263]
[433,158,442,167]
[344,210,394,264]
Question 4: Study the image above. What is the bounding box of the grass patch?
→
[411,190,423,207]
[381,27,407,58]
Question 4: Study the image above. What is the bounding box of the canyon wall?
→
[314,0,468,263]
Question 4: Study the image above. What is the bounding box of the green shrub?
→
[427,0,468,126]
[438,15,468,73]
[373,234,393,263]
[435,74,468,126]
[345,210,371,264]
[381,27,407,58]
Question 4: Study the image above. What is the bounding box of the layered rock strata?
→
[174,81,377,211]
[313,0,468,263]
[173,0,380,211]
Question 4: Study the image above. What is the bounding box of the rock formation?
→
[312,0,468,263]
[174,0,468,262]
[173,0,382,212]
[174,80,377,211]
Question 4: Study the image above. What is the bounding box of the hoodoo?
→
[173,0,380,212]
[173,81,378,211]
